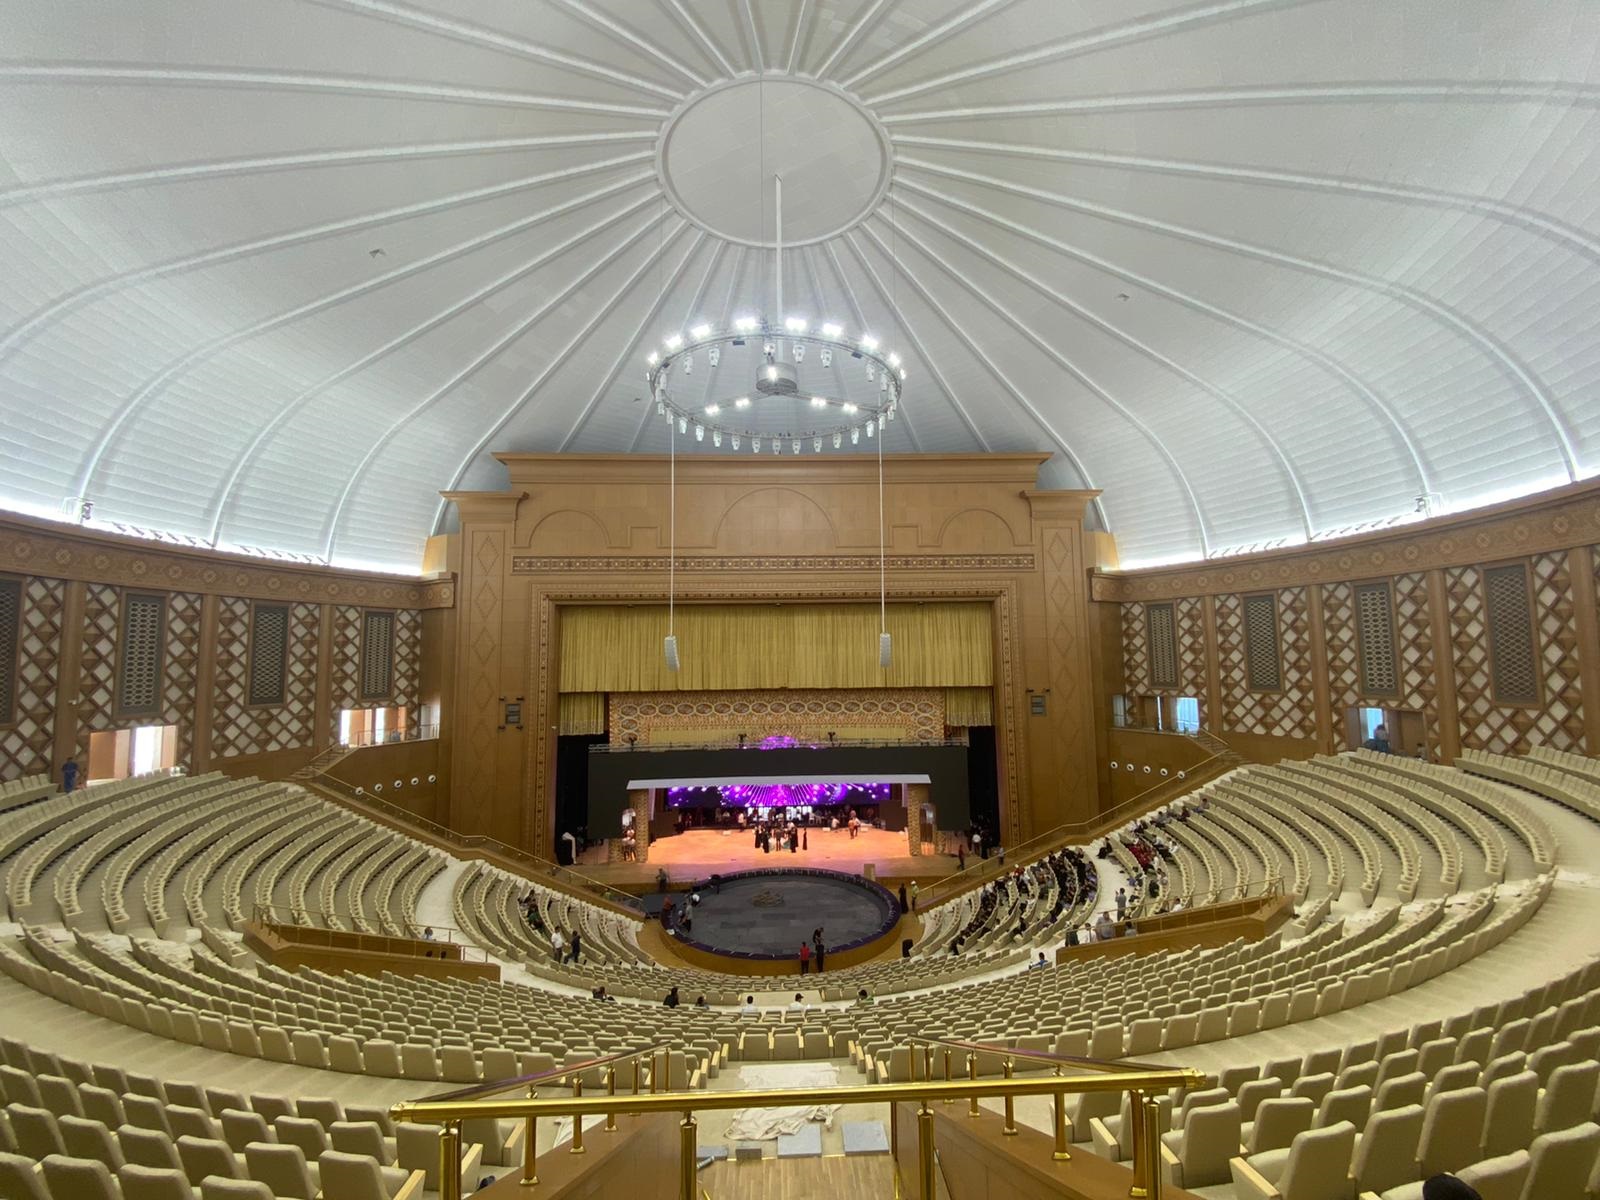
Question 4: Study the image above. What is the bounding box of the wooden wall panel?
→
[0,576,66,779]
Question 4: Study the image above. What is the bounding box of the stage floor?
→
[577,827,961,887]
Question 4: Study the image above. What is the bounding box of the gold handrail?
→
[391,1054,1205,1200]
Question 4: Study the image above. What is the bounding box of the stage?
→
[576,826,961,888]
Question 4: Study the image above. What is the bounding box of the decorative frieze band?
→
[513,553,1036,574]
[0,515,455,609]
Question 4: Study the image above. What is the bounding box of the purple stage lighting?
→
[666,781,893,809]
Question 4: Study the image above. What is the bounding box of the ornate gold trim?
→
[513,554,1035,574]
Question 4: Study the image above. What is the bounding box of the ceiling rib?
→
[422,223,700,542]
[893,172,1435,498]
[310,0,688,100]
[811,0,892,81]
[329,214,692,555]
[210,191,668,545]
[811,242,923,452]
[840,0,1017,90]
[658,0,737,78]
[73,171,660,501]
[0,150,658,368]
[862,214,1212,553]
[0,63,674,116]
[894,193,1314,537]
[554,0,706,88]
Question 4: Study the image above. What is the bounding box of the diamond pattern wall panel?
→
[73,583,120,761]
[211,597,319,758]
[0,576,65,779]
[1120,597,1208,727]
[1216,588,1317,739]
[1392,572,1441,753]
[162,592,202,770]
[1322,581,1361,711]
[1447,555,1585,753]
[328,604,424,742]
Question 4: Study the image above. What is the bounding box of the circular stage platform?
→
[671,868,901,963]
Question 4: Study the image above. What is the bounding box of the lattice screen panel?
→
[248,605,289,706]
[0,580,18,727]
[1447,556,1584,753]
[212,598,319,758]
[1215,588,1317,738]
[1483,565,1538,705]
[1243,594,1282,691]
[359,610,394,700]
[329,605,423,742]
[0,577,65,777]
[1121,598,1207,726]
[116,593,165,717]
[1355,582,1398,697]
[1146,603,1178,689]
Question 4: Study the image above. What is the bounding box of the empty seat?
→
[1351,1104,1423,1197]
[1160,1101,1240,1188]
[1521,1121,1600,1200]
[1229,1120,1357,1200]
[245,1142,318,1200]
[0,1152,48,1200]
[1481,1070,1538,1159]
[1418,1088,1487,1177]
[41,1154,121,1200]
[119,1162,196,1200]
[59,1116,125,1170]
[177,1135,242,1187]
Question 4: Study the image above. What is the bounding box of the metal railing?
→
[339,722,441,749]
[391,1040,1204,1200]
[917,744,1235,911]
[303,774,642,914]
[589,734,970,753]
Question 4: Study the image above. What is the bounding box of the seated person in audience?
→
[591,986,613,1001]
[694,994,709,1008]
[855,988,874,1006]
[1415,742,1430,760]
[663,986,681,1008]
[422,926,435,941]
[740,995,760,1016]
[788,993,809,1015]
[1363,722,1393,753]
[1123,920,1138,936]
[1029,952,1049,969]
[949,938,962,955]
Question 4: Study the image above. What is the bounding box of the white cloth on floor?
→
[723,1064,841,1141]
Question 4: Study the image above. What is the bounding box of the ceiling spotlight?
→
[708,346,720,367]
[821,322,842,337]
[734,316,758,332]
[833,432,842,448]
[753,437,761,453]
[810,397,827,408]
[766,365,778,382]
[664,334,683,350]
[734,396,751,409]
[712,430,722,447]
[690,323,712,339]
[694,423,704,442]
[704,403,720,415]
[851,427,860,444]
[859,334,879,351]
[842,402,857,414]
[866,419,875,438]
[731,434,740,449]
[791,343,805,363]
[677,416,687,434]
[887,352,901,367]
[647,352,659,365]
[813,436,822,452]
[785,316,807,333]
[819,347,832,367]
[792,438,801,454]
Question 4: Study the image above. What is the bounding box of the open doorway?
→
[1344,706,1429,758]
[339,706,409,747]
[86,724,178,783]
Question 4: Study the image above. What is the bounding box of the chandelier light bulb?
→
[859,334,879,351]
[880,374,889,392]
[753,437,761,453]
[664,334,683,350]
[682,352,692,374]
[772,438,780,454]
[900,369,907,379]
[866,419,875,438]
[810,397,827,408]
[785,316,807,333]
[791,343,805,363]
[655,398,664,416]
[821,322,842,337]
[762,341,775,357]
[842,402,857,414]
[792,438,801,454]
[865,363,874,382]
[766,365,778,382]
[887,352,901,367]
[734,316,758,332]
[734,396,751,409]
[690,323,712,339]
[647,351,659,365]
[704,403,720,415]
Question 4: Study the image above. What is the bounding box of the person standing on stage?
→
[910,880,920,912]
[798,941,811,975]
[898,883,908,913]
[813,929,826,972]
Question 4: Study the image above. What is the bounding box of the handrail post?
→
[570,1077,585,1155]
[440,1120,462,1200]
[632,1057,641,1095]
[1141,1092,1163,1198]
[923,1045,934,1082]
[679,1110,697,1200]
[1001,1059,1018,1135]
[520,1086,538,1187]
[917,1100,936,1200]
[1127,1088,1148,1198]
[605,1066,617,1132]
[967,1053,980,1118]
[943,1048,953,1104]
[1052,1067,1071,1161]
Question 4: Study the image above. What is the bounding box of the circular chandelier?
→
[645,317,904,453]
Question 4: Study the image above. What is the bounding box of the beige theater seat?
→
[1457,1151,1532,1200]
[1350,1104,1423,1197]
[1519,1121,1600,1200]
[118,1162,196,1200]
[1160,1101,1240,1189]
[41,1154,121,1200]
[0,1152,49,1200]
[244,1142,319,1200]
[319,1148,425,1200]
[1417,1087,1487,1177]
[1230,1119,1357,1200]
[58,1116,124,1170]
[201,1181,275,1200]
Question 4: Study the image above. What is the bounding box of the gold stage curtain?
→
[944,686,995,727]
[556,692,607,736]
[558,602,992,692]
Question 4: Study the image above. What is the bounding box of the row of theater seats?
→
[0,771,445,943]
[0,1035,529,1198]
[1138,955,1600,1199]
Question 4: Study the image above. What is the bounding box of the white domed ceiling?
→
[1,0,1597,571]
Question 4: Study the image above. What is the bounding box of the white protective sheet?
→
[723,1063,842,1141]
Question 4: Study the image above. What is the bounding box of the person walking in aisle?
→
[550,928,564,963]
[567,931,582,964]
